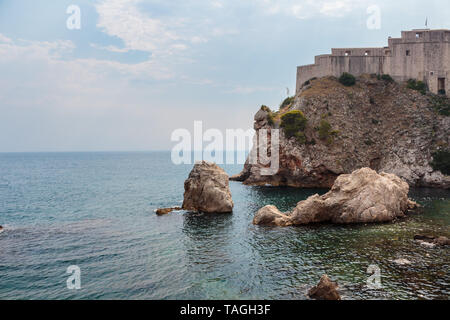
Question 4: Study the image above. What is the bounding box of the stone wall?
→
[296,29,450,96]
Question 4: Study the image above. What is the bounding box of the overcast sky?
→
[0,0,449,152]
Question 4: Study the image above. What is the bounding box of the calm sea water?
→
[0,152,448,300]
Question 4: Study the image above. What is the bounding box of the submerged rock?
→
[435,236,450,246]
[393,258,412,265]
[308,275,341,300]
[254,168,418,226]
[414,235,450,246]
[155,207,182,216]
[182,161,233,213]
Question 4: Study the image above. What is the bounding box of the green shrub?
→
[381,74,394,83]
[406,79,427,95]
[318,120,332,140]
[260,105,271,112]
[318,119,339,144]
[267,113,275,126]
[280,110,308,143]
[430,95,450,116]
[339,73,356,86]
[431,150,450,175]
[260,105,277,126]
[294,132,306,144]
[280,96,295,110]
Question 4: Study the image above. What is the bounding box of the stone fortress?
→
[296,29,450,97]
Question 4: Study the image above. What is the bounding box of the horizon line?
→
[0,149,251,154]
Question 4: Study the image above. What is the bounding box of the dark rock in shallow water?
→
[414,235,436,242]
[308,274,341,300]
[435,236,450,246]
[155,207,182,216]
[414,235,450,246]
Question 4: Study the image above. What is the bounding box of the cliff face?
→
[233,75,450,189]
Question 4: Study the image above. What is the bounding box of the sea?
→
[0,151,448,300]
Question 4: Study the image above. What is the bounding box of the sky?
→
[0,0,449,152]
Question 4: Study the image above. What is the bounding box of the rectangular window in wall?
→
[406,50,411,56]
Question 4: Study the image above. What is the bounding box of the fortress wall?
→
[423,42,448,93]
[329,56,385,77]
[296,30,450,96]
[389,41,426,82]
[296,56,333,92]
[297,55,387,93]
[332,48,385,56]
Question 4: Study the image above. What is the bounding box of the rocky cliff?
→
[232,75,450,189]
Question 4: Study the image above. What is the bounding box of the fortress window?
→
[365,51,370,56]
[406,50,411,56]
[415,33,422,38]
[385,50,391,56]
[345,51,351,56]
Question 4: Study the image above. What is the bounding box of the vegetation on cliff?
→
[406,79,427,95]
[235,75,450,189]
[260,105,276,125]
[318,119,339,144]
[339,72,356,86]
[379,74,394,83]
[280,110,308,144]
[429,95,450,116]
[280,96,295,110]
[431,150,450,175]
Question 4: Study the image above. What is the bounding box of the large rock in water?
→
[253,168,418,226]
[182,161,233,213]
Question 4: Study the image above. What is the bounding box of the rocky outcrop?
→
[252,205,293,226]
[308,275,341,300]
[182,161,233,213]
[233,76,450,189]
[155,207,182,215]
[253,168,418,226]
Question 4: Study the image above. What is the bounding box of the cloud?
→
[95,0,197,57]
[0,34,174,110]
[0,34,13,43]
[255,0,370,19]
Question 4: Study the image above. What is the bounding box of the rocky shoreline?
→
[253,168,419,226]
[232,75,450,189]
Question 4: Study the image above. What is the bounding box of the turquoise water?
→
[0,152,448,300]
